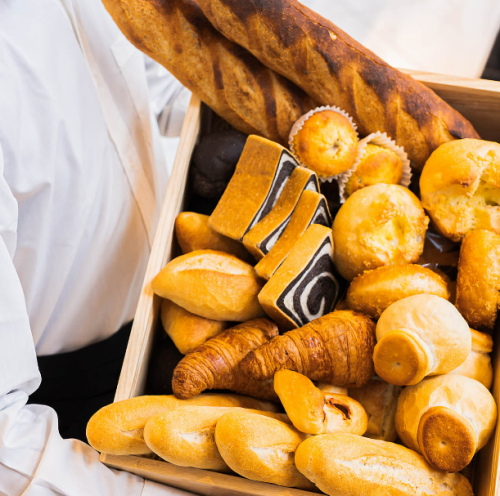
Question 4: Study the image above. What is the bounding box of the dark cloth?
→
[28,322,132,442]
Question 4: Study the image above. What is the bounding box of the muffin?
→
[344,144,403,198]
[420,138,500,242]
[332,184,429,281]
[290,109,357,177]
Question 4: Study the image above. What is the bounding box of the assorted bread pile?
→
[92,0,500,494]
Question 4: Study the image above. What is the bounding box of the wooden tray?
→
[101,72,500,496]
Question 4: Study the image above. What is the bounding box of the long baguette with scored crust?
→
[102,0,317,145]
[195,0,480,168]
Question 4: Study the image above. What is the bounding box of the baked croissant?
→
[239,311,376,387]
[172,318,279,400]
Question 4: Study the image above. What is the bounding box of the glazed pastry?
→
[172,318,279,401]
[332,184,429,281]
[295,433,474,496]
[420,139,500,242]
[254,190,331,280]
[456,229,500,329]
[274,370,368,436]
[344,144,404,197]
[290,109,358,177]
[175,212,252,263]
[374,294,471,386]
[258,225,339,330]
[448,328,493,389]
[396,374,497,472]
[209,135,299,241]
[215,411,314,489]
[151,250,265,322]
[345,264,450,320]
[240,310,376,387]
[242,167,319,259]
[160,299,228,355]
[191,130,247,201]
[348,378,402,442]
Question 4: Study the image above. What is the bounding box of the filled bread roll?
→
[420,139,500,242]
[374,294,470,386]
[152,250,265,321]
[332,184,429,281]
[448,328,493,389]
[456,229,500,329]
[86,394,278,455]
[143,406,289,471]
[345,264,450,319]
[215,411,314,490]
[295,433,473,496]
[396,375,497,472]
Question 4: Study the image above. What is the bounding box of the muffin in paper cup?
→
[337,131,412,203]
[288,106,358,181]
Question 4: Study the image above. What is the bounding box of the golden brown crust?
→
[323,393,368,436]
[240,310,376,387]
[172,318,279,400]
[346,264,450,319]
[195,0,479,168]
[102,0,317,145]
[456,229,500,329]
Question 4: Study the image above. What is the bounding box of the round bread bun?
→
[332,184,429,281]
[420,139,500,242]
[291,110,357,177]
[456,229,500,329]
[344,144,403,198]
[345,264,450,319]
[396,375,497,472]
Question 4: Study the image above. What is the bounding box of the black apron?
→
[28,322,132,443]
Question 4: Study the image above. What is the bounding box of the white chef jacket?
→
[0,0,194,494]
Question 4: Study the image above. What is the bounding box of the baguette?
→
[102,0,316,145]
[196,0,479,168]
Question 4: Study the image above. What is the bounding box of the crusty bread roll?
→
[215,411,314,489]
[456,229,500,329]
[175,212,252,263]
[196,0,479,169]
[345,264,450,319]
[295,433,474,495]
[348,378,402,442]
[396,375,497,472]
[143,406,289,471]
[152,250,265,321]
[161,299,228,355]
[374,294,471,386]
[332,184,429,281]
[448,328,493,389]
[86,394,278,455]
[102,0,316,146]
[420,139,500,242]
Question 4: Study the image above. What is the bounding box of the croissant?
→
[172,318,279,400]
[239,311,376,387]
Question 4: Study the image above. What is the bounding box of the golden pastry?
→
[344,144,403,197]
[332,184,429,281]
[420,139,500,242]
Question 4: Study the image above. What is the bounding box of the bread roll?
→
[143,406,289,471]
[161,299,228,355]
[86,394,278,455]
[332,184,429,281]
[175,212,252,262]
[448,328,493,389]
[152,250,265,321]
[374,294,471,386]
[215,411,314,489]
[345,264,450,320]
[295,433,473,495]
[456,229,500,329]
[396,375,497,472]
